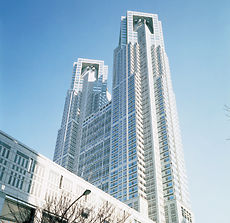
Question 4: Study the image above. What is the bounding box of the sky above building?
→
[0,0,230,222]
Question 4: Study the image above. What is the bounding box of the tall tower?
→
[111,11,193,223]
[53,58,109,172]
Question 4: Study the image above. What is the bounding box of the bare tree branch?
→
[1,192,130,223]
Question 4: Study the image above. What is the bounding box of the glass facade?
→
[78,102,111,192]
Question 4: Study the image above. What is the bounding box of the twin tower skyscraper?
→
[53,11,193,223]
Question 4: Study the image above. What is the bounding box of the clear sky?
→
[1,0,230,222]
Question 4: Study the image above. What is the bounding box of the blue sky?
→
[1,0,230,222]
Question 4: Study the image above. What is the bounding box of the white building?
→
[0,130,154,223]
[111,11,193,223]
[53,11,194,223]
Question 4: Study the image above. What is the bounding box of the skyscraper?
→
[53,58,110,172]
[54,11,193,223]
[111,11,193,223]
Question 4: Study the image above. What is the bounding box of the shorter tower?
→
[53,58,109,172]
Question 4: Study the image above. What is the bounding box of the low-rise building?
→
[0,130,153,223]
